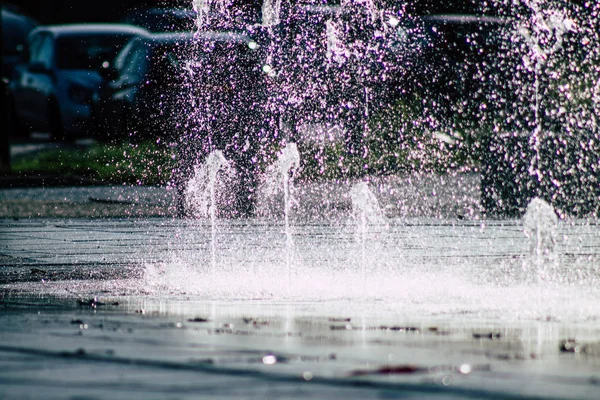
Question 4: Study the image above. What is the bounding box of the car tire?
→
[8,98,30,139]
[48,99,67,142]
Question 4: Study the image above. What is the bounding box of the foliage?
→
[297,95,478,181]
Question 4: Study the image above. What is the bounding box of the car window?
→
[120,43,149,83]
[55,34,137,70]
[38,35,54,69]
[27,32,43,63]
[29,33,53,69]
[113,39,137,71]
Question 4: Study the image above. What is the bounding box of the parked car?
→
[93,30,269,143]
[92,30,270,216]
[1,5,39,82]
[92,31,191,141]
[7,23,148,140]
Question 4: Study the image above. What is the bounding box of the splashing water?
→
[349,181,387,291]
[157,0,600,308]
[263,143,300,284]
[350,181,386,229]
[192,0,232,30]
[264,143,300,221]
[326,19,347,64]
[184,150,232,272]
[481,0,600,216]
[516,0,575,183]
[523,197,558,282]
[191,0,212,30]
[185,150,231,219]
[261,0,282,28]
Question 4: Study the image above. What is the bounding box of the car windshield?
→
[140,39,259,87]
[55,34,135,70]
[144,42,196,83]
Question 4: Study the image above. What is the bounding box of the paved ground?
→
[0,185,179,218]
[0,170,482,219]
[1,214,600,399]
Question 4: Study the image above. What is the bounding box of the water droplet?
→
[262,354,277,365]
[459,364,472,374]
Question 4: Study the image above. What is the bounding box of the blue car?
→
[8,23,148,140]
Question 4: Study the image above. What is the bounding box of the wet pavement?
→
[0,185,178,218]
[1,209,600,399]
[0,170,481,219]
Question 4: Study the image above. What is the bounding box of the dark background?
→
[9,0,588,26]
[12,1,490,25]
[10,0,189,24]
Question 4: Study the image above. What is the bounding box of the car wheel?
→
[48,100,67,142]
[9,98,30,138]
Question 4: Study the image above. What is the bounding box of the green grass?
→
[12,141,177,186]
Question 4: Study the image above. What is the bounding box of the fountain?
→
[349,181,387,290]
[3,2,600,398]
[184,150,232,220]
[481,0,600,217]
[170,0,600,289]
[184,150,232,272]
[263,142,300,284]
[523,197,558,282]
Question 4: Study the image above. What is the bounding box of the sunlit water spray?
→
[184,150,232,272]
[264,143,300,286]
[191,0,231,30]
[191,0,210,29]
[326,19,346,64]
[135,1,600,319]
[261,0,282,28]
[523,197,558,282]
[516,0,575,183]
[349,181,387,291]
